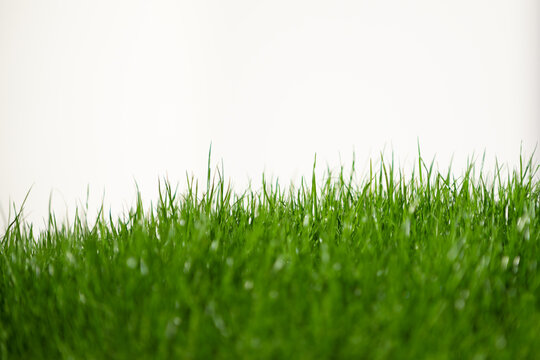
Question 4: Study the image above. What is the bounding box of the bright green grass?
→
[1,153,539,359]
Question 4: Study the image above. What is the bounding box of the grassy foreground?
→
[1,154,539,359]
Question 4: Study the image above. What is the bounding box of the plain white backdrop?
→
[1,0,539,229]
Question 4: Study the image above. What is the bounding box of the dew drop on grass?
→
[321,251,330,264]
[501,256,509,270]
[66,251,75,265]
[126,257,137,269]
[213,316,228,337]
[402,218,411,237]
[140,259,149,275]
[165,323,177,339]
[210,240,219,251]
[513,256,520,273]
[273,257,285,272]
[244,280,253,290]
[165,317,182,339]
[454,298,466,311]
[303,215,310,227]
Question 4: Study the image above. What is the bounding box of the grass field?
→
[1,152,539,359]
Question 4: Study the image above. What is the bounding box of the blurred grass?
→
[1,151,539,359]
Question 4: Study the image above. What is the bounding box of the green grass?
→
[1,152,539,359]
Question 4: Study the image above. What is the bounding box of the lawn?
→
[1,153,539,359]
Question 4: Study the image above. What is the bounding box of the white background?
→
[1,0,539,229]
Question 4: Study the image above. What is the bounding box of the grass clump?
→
[1,153,539,359]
